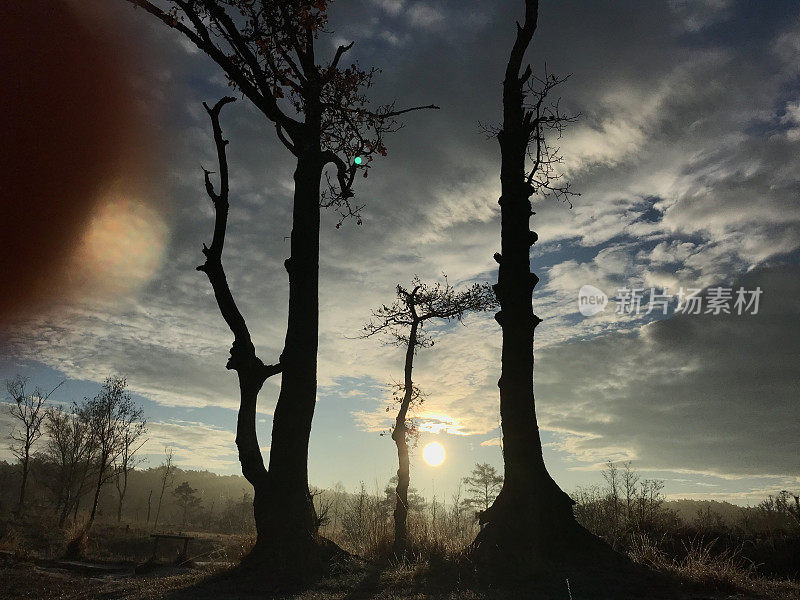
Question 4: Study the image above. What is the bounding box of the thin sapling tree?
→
[361,277,496,556]
[81,376,145,530]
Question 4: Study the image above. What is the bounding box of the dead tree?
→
[123,0,436,565]
[6,375,63,517]
[152,447,175,531]
[471,0,608,566]
[361,277,496,556]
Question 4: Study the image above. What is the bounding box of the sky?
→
[1,0,799,506]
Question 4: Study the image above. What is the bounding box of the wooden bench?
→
[149,533,196,565]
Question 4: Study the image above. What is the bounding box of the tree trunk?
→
[58,490,72,527]
[116,472,128,523]
[392,432,410,555]
[197,100,334,571]
[16,453,29,516]
[251,153,322,559]
[87,465,105,528]
[154,485,166,531]
[472,0,605,567]
[391,321,418,557]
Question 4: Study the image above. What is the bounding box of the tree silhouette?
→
[81,376,145,530]
[42,404,95,527]
[6,375,63,517]
[113,404,148,523]
[123,0,436,567]
[362,277,496,556]
[172,481,202,528]
[471,0,608,566]
[153,447,175,532]
[462,463,504,513]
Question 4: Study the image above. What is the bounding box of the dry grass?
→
[2,502,799,600]
[3,544,800,600]
[627,534,800,599]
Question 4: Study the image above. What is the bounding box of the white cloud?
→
[406,3,444,29]
[668,0,732,32]
[534,265,800,482]
[142,420,239,472]
[781,100,800,141]
[371,0,405,17]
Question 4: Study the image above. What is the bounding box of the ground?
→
[1,552,798,600]
[1,518,798,599]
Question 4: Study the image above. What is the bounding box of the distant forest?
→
[0,456,794,537]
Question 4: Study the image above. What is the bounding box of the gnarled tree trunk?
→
[198,100,326,567]
[472,0,607,567]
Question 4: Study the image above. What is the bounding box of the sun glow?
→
[422,442,445,467]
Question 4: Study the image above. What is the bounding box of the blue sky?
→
[1,0,799,505]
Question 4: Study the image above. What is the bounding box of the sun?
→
[422,442,445,467]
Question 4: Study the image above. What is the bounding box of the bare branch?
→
[195,97,281,381]
[378,104,441,119]
[361,276,498,348]
[329,41,354,71]
[123,0,300,134]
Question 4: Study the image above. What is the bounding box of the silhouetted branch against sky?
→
[126,0,438,221]
[480,64,580,205]
[361,276,498,348]
[195,96,281,381]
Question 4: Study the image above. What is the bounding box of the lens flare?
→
[71,192,167,298]
[422,442,445,467]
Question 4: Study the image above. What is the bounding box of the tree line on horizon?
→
[2,376,146,536]
[1,379,511,535]
[2,430,798,580]
[2,373,798,580]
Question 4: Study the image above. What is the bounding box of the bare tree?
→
[622,461,640,524]
[463,463,504,513]
[602,459,624,531]
[81,376,145,529]
[471,0,607,565]
[361,277,496,556]
[42,404,95,527]
[146,489,153,524]
[123,0,436,565]
[153,447,175,531]
[113,405,148,522]
[5,375,63,516]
